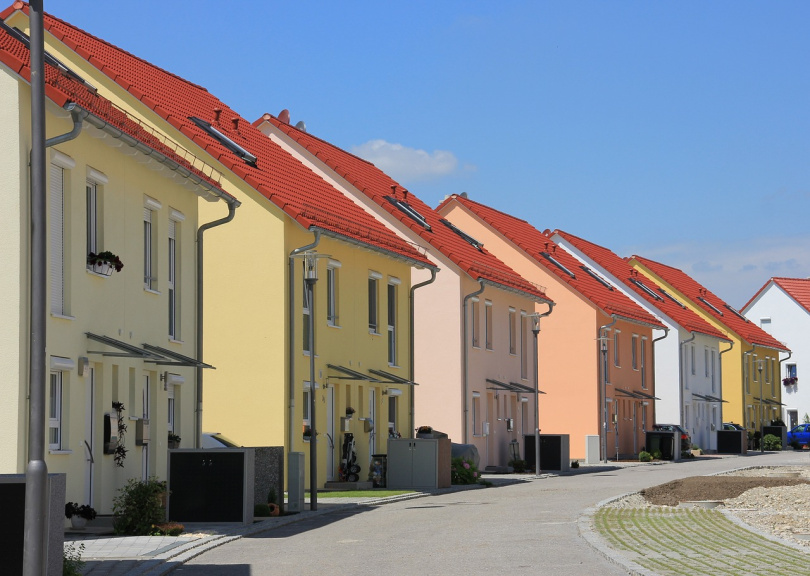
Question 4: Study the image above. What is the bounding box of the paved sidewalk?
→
[68,474,539,576]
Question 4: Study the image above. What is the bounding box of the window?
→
[508,308,517,355]
[613,330,621,367]
[388,280,399,365]
[471,298,481,348]
[765,357,772,384]
[188,116,257,166]
[711,350,717,393]
[302,263,312,353]
[520,312,528,379]
[167,386,175,434]
[472,392,481,436]
[168,216,181,339]
[744,356,750,393]
[86,180,99,258]
[581,265,613,289]
[440,218,482,250]
[49,372,63,450]
[540,251,575,277]
[760,317,772,329]
[753,355,759,381]
[384,196,431,230]
[640,337,647,388]
[49,160,68,315]
[786,363,797,379]
[704,347,710,377]
[326,261,340,326]
[388,396,397,436]
[690,344,696,376]
[143,196,160,290]
[368,272,381,333]
[631,334,638,370]
[630,278,663,301]
[698,296,723,316]
[485,301,493,350]
[302,383,312,433]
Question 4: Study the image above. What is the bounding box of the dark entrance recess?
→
[0,482,25,575]
[168,451,246,522]
[524,434,564,470]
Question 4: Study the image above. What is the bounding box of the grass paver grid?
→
[594,508,808,576]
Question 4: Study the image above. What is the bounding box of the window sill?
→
[168,338,184,345]
[86,268,112,279]
[388,363,400,369]
[485,347,494,352]
[48,449,73,455]
[50,313,75,321]
[369,330,381,336]
[144,287,161,295]
[327,323,341,329]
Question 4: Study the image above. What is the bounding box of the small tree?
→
[762,434,782,451]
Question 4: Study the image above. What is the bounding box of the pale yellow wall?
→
[2,72,209,512]
[0,67,27,473]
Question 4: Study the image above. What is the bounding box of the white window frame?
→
[485,300,493,351]
[640,336,647,388]
[711,350,717,393]
[508,308,517,355]
[704,347,710,378]
[369,272,381,334]
[49,371,63,450]
[167,385,176,434]
[753,354,759,382]
[326,260,340,327]
[387,278,400,366]
[388,396,397,436]
[50,152,74,316]
[631,334,638,370]
[472,392,481,436]
[302,262,312,353]
[613,329,621,368]
[144,196,161,291]
[520,311,528,380]
[690,344,696,376]
[168,212,184,340]
[471,297,481,348]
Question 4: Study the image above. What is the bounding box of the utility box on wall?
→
[168,449,254,524]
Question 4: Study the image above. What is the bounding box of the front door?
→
[142,374,150,480]
[326,387,335,480]
[83,367,95,506]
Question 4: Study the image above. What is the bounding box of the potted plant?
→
[345,407,356,418]
[416,425,433,439]
[303,425,312,442]
[168,432,181,449]
[65,502,97,529]
[87,250,124,276]
[266,488,281,517]
[783,376,798,386]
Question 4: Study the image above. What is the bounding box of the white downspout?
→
[409,268,437,438]
[462,280,486,444]
[679,332,697,430]
[598,315,618,462]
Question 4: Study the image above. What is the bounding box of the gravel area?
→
[605,465,810,548]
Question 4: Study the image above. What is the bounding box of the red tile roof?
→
[3,2,433,268]
[631,255,789,351]
[437,194,663,327]
[0,20,233,201]
[744,277,810,316]
[552,230,727,339]
[258,114,549,301]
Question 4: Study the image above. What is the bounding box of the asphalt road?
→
[171,451,805,576]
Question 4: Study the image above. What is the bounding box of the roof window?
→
[581,266,613,290]
[440,219,483,251]
[724,304,750,322]
[1,22,96,92]
[384,196,431,231]
[189,116,257,166]
[659,287,686,308]
[698,296,724,316]
[629,278,663,301]
[540,252,575,278]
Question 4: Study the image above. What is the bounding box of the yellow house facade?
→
[629,256,789,434]
[10,4,436,491]
[0,21,235,513]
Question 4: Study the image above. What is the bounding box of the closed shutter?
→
[49,164,64,314]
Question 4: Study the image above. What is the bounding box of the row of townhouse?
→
[2,2,801,519]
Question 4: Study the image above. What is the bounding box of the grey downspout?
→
[678,332,697,430]
[743,345,755,429]
[777,347,792,421]
[649,326,670,430]
[409,268,437,438]
[24,3,48,573]
[288,231,321,452]
[462,280,486,444]
[598,315,618,463]
[45,105,85,148]
[195,201,239,448]
[718,340,734,426]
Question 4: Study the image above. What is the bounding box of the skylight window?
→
[189,116,257,166]
[630,278,663,301]
[724,304,749,322]
[440,219,483,251]
[581,266,613,290]
[384,196,431,231]
[698,296,724,316]
[1,22,96,91]
[659,287,686,308]
[540,252,575,278]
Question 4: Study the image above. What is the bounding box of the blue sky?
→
[54,1,810,307]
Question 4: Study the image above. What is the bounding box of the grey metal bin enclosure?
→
[717,430,747,454]
[387,438,451,489]
[645,431,678,460]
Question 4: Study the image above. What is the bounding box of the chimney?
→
[213,108,222,123]
[391,185,397,196]
[460,191,468,199]
[278,109,290,124]
[231,117,239,131]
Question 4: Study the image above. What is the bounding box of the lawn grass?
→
[316,490,414,498]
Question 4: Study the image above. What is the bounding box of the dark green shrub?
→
[151,522,184,536]
[762,433,782,451]
[112,477,167,535]
[450,457,480,484]
[63,542,85,576]
[508,459,527,473]
[639,451,652,462]
[651,450,662,460]
[254,503,272,516]
[570,460,580,469]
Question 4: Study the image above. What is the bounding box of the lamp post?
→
[303,252,319,510]
[599,333,609,463]
[757,360,764,454]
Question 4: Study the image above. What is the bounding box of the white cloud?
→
[350,139,465,183]
[623,234,810,308]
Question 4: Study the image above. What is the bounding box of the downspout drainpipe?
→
[650,326,670,429]
[288,231,321,452]
[462,280,486,444]
[718,340,734,424]
[743,345,755,429]
[678,332,697,430]
[24,4,49,573]
[777,348,792,422]
[532,301,554,477]
[598,315,618,463]
[409,268,437,438]
[195,200,239,448]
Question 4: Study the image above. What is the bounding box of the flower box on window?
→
[87,251,124,276]
[782,377,798,386]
